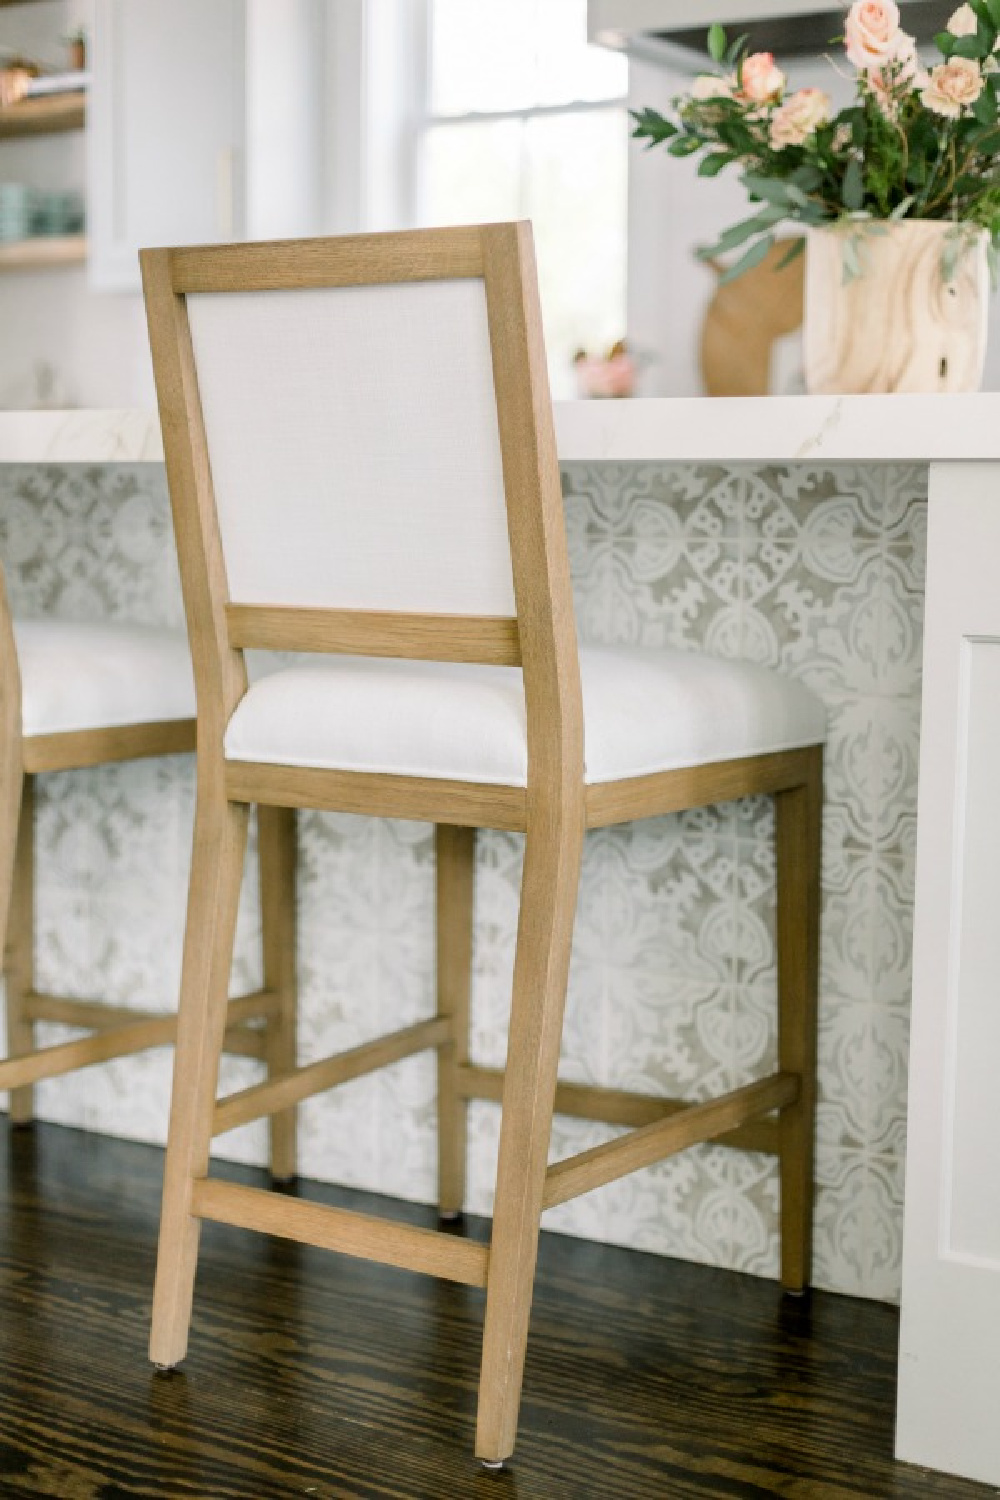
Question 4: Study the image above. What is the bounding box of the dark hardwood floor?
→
[0,1118,996,1500]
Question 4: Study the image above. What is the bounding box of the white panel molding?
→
[897,460,1000,1486]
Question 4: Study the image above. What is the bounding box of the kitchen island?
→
[1,394,997,1484]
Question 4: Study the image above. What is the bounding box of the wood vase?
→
[803,220,989,394]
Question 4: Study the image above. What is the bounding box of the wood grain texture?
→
[148,793,250,1370]
[586,746,820,828]
[224,760,528,830]
[701,237,804,398]
[804,220,989,394]
[258,805,298,1180]
[0,92,84,138]
[192,1177,489,1287]
[163,226,485,294]
[0,564,27,1120]
[476,220,588,1464]
[436,825,476,1217]
[776,746,823,1292]
[542,1074,799,1211]
[457,1065,782,1155]
[225,604,521,665]
[212,1017,449,1137]
[0,234,86,271]
[22,717,196,773]
[0,992,276,1089]
[1,1121,995,1500]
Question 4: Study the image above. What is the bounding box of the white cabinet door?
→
[88,0,246,290]
[896,459,1000,1487]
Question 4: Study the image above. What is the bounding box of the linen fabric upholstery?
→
[15,619,195,738]
[186,279,517,616]
[223,645,827,787]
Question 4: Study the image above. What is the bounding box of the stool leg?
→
[436,824,475,1220]
[775,746,823,1294]
[476,810,584,1465]
[149,790,249,1369]
[259,804,297,1183]
[3,774,33,1125]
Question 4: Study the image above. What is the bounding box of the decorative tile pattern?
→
[0,459,927,1303]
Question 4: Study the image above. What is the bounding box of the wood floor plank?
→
[0,1117,993,1499]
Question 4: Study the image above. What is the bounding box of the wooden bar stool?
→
[142,222,825,1467]
[0,587,294,1175]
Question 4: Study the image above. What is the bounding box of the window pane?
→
[523,109,628,397]
[429,0,626,116]
[419,109,628,399]
[420,119,522,226]
[534,0,628,106]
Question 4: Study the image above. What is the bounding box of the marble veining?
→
[4,394,1000,468]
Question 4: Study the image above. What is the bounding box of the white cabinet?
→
[896,459,1000,1487]
[87,0,323,291]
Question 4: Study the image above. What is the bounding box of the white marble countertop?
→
[3,394,1000,465]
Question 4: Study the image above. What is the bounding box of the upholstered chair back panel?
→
[186,278,516,615]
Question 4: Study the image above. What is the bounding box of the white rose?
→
[947,4,979,36]
[690,73,734,101]
[770,88,832,148]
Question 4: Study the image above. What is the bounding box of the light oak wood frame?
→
[0,565,281,1126]
[141,223,823,1467]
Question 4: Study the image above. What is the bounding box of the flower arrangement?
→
[632,1,1000,281]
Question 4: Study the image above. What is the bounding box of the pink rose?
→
[921,55,984,115]
[845,0,907,71]
[770,87,832,148]
[737,52,785,104]
[867,36,928,117]
[574,352,636,400]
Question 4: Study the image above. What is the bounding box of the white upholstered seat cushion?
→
[14,619,196,738]
[223,646,826,786]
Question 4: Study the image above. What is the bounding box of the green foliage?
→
[630,6,1000,279]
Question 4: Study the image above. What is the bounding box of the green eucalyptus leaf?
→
[775,237,806,270]
[988,0,1000,28]
[718,233,776,284]
[951,32,990,57]
[723,32,749,67]
[741,173,792,204]
[974,87,998,126]
[842,235,863,283]
[707,22,726,62]
[667,135,703,156]
[696,208,785,260]
[698,151,735,177]
[790,163,824,191]
[842,156,864,211]
[969,123,1000,151]
[935,29,956,56]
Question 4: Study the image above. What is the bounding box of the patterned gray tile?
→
[0,459,929,1306]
